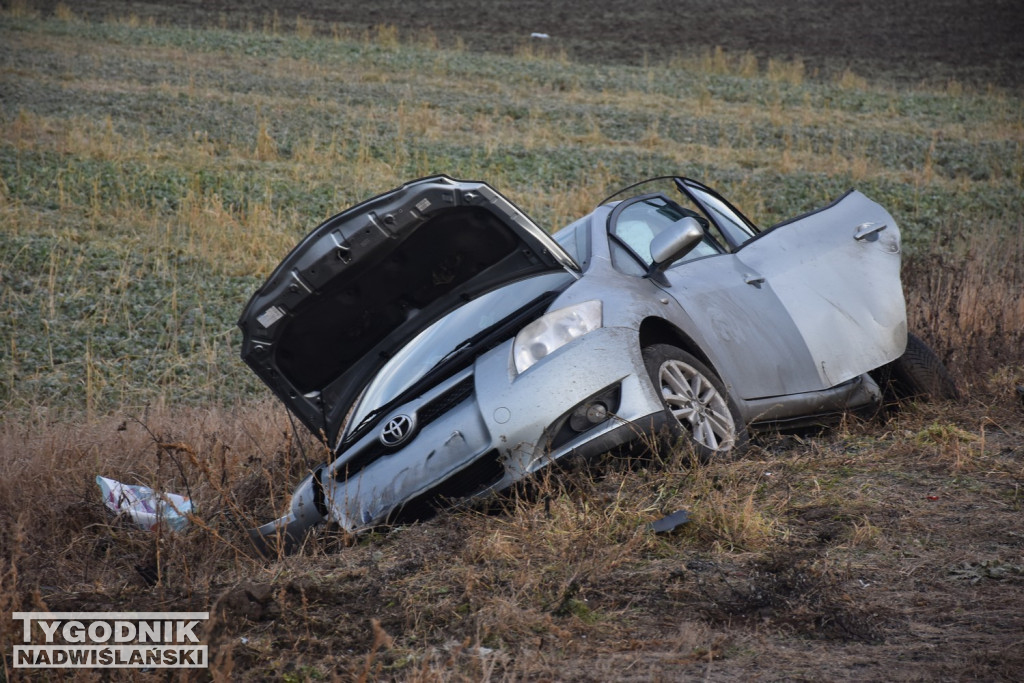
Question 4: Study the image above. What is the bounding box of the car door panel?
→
[662,256,823,400]
[733,191,906,389]
[662,191,905,400]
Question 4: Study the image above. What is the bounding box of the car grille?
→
[334,375,476,482]
[418,376,474,425]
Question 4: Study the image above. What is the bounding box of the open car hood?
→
[238,176,576,446]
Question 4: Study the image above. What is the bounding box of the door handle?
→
[744,274,765,288]
[854,222,887,242]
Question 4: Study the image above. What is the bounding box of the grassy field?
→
[1,3,1023,681]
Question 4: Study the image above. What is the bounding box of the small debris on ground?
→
[649,509,691,534]
[96,476,192,531]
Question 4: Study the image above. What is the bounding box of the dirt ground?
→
[47,0,1024,89]
[22,392,1024,681]
[22,0,1024,88]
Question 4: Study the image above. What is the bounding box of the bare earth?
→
[51,0,1024,89]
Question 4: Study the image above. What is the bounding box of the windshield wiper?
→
[340,291,561,448]
[344,339,480,443]
[426,339,473,374]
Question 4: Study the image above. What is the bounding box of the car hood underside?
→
[238,176,575,446]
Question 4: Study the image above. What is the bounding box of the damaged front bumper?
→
[251,326,665,548]
[248,467,329,554]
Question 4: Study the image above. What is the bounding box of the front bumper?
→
[256,326,664,541]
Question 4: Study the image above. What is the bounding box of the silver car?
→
[238,175,955,548]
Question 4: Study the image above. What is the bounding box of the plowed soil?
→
[49,0,1024,88]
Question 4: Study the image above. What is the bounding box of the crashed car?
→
[238,175,956,547]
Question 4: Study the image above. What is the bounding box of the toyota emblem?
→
[379,414,415,447]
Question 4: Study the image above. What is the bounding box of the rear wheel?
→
[874,332,960,402]
[642,344,747,459]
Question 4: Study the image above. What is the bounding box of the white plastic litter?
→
[530,32,550,39]
[96,476,192,531]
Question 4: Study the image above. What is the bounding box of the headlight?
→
[513,300,602,374]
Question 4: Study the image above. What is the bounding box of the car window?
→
[678,180,758,248]
[608,195,722,273]
[609,238,648,276]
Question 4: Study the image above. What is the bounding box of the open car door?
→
[662,188,906,400]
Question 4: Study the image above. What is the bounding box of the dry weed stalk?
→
[903,221,1024,377]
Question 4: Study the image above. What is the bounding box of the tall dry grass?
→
[903,222,1024,378]
[0,401,312,600]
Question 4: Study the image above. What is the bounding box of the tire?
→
[874,332,960,402]
[642,344,747,459]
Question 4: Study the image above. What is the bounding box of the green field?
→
[1,4,1023,681]
[3,8,1023,416]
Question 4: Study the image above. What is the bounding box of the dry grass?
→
[904,222,1024,376]
[2,380,1021,679]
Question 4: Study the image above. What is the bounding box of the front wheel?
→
[642,344,747,459]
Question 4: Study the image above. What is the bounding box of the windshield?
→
[345,272,574,435]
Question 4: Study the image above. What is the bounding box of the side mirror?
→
[646,217,704,283]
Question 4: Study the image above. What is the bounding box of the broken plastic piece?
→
[649,509,691,534]
[96,476,192,531]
